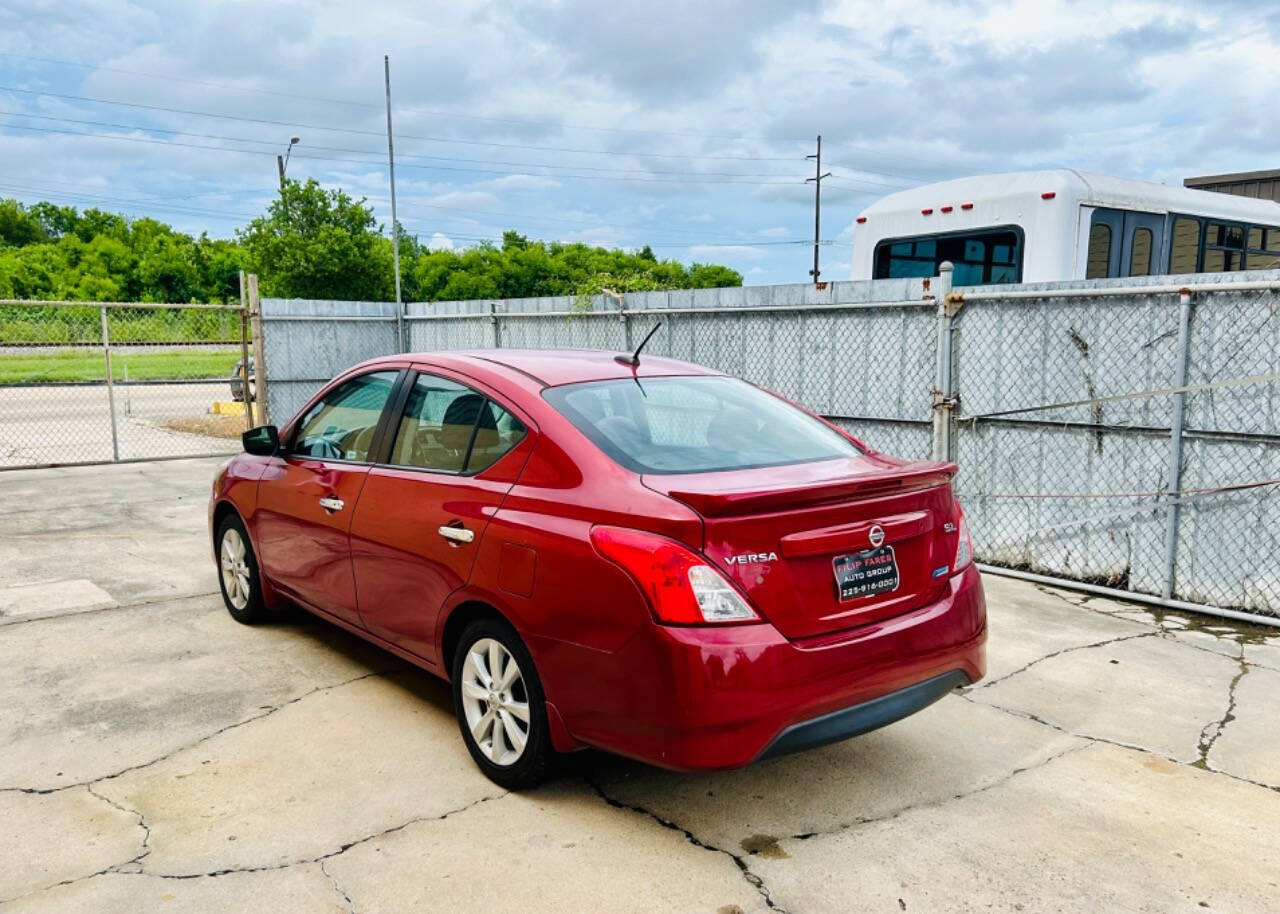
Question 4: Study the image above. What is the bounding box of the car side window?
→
[291,370,398,462]
[466,401,527,473]
[389,373,527,474]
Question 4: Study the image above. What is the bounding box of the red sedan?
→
[210,349,986,788]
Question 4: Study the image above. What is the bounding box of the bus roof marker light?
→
[940,205,953,213]
[960,202,973,210]
[1041,191,1056,200]
[856,216,867,223]
[921,208,933,215]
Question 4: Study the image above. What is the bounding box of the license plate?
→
[833,546,900,601]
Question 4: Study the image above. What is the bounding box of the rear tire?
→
[216,515,266,625]
[452,618,555,790]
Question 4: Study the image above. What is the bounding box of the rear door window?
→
[389,373,526,474]
[545,376,861,474]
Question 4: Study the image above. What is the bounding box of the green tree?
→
[0,200,48,248]
[238,179,394,301]
[0,189,743,306]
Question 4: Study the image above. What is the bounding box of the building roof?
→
[1185,168,1280,186]
[860,168,1280,224]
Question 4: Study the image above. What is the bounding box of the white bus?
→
[850,169,1280,286]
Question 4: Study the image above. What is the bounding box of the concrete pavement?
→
[1,458,1278,912]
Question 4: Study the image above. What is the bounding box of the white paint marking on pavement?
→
[0,578,118,623]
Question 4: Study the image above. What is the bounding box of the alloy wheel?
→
[220,528,252,610]
[460,638,530,766]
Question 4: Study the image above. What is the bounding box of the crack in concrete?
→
[139,792,506,880]
[0,669,392,797]
[320,859,358,914]
[786,740,1093,843]
[584,777,790,913]
[1,793,506,906]
[1030,583,1155,626]
[85,783,152,871]
[965,692,1280,796]
[1195,645,1249,771]
[970,630,1157,692]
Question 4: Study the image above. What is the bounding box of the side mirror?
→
[242,425,280,456]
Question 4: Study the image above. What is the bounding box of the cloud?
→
[425,190,499,209]
[688,244,769,261]
[506,0,821,100]
[1,0,1277,287]
[477,174,563,192]
[427,232,455,251]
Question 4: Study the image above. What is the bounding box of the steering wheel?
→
[301,435,343,460]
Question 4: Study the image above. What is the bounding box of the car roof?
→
[366,348,724,388]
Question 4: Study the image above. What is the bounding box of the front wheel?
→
[452,619,555,789]
[216,515,266,624]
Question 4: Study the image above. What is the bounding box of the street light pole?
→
[277,136,300,193]
[384,54,405,351]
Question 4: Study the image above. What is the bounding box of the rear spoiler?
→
[667,461,957,517]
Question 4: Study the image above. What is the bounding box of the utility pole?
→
[383,54,405,351]
[277,136,299,193]
[805,135,832,283]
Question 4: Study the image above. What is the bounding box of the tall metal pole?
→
[100,306,120,462]
[1161,289,1194,600]
[238,270,254,429]
[276,155,286,192]
[248,273,270,426]
[384,54,405,351]
[805,135,832,283]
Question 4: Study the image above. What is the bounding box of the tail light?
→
[589,526,762,625]
[952,506,973,572]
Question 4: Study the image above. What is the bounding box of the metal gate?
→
[0,297,256,470]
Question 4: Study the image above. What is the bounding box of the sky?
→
[1,0,1278,286]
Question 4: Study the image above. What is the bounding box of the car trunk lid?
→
[644,455,961,639]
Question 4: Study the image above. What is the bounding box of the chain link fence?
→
[0,300,250,469]
[948,271,1280,616]
[259,270,1280,619]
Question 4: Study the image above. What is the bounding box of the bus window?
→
[1247,227,1280,269]
[1086,222,1111,279]
[873,228,1023,286]
[1129,228,1153,277]
[1169,218,1200,273]
[1203,222,1245,272]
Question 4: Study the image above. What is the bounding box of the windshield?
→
[544,375,862,474]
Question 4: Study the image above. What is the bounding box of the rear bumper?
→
[540,563,986,771]
[756,668,971,762]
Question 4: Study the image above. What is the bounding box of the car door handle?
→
[318,496,345,513]
[438,524,475,544]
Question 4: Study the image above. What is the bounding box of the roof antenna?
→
[615,320,663,367]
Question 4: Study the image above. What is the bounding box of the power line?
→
[0,52,788,143]
[0,170,807,247]
[0,84,806,163]
[0,182,258,222]
[0,181,841,251]
[0,121,809,186]
[0,84,942,187]
[0,111,811,179]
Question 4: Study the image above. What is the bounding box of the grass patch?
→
[0,348,241,384]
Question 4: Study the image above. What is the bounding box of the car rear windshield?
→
[544,375,862,474]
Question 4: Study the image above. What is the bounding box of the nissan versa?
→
[209,348,986,788]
